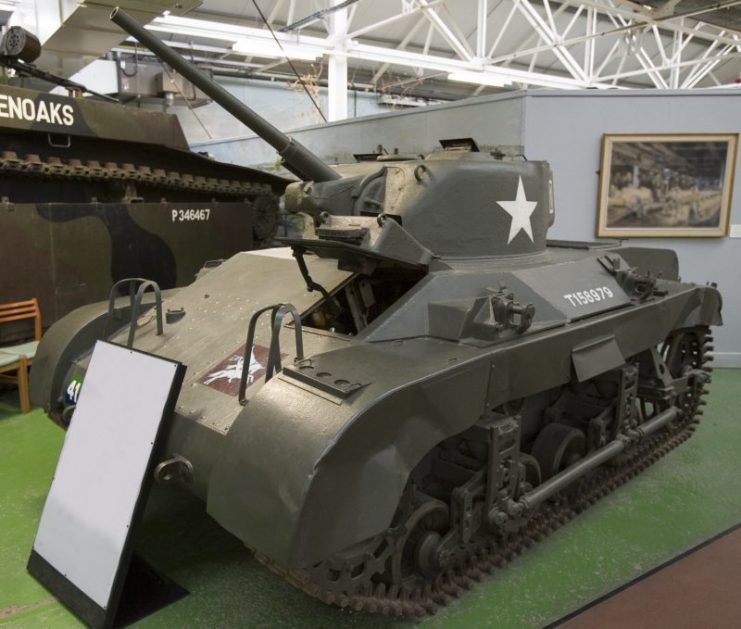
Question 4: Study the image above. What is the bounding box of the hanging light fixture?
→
[232,39,320,61]
[447,71,511,88]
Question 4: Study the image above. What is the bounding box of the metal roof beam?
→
[327,0,349,121]
[487,0,741,67]
[346,1,444,39]
[518,0,589,81]
[596,48,739,80]
[477,0,488,56]
[371,15,426,84]
[415,0,475,61]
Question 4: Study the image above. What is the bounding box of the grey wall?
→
[522,90,741,367]
[190,91,526,170]
[171,78,399,146]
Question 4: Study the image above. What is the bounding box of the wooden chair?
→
[0,299,42,414]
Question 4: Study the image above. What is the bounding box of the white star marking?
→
[496,176,538,244]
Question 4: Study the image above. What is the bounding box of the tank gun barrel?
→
[110,8,339,183]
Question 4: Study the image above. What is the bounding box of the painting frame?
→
[596,132,738,238]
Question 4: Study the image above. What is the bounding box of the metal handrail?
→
[238,302,304,405]
[266,304,304,380]
[104,277,164,347]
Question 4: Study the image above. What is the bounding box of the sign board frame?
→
[28,341,186,628]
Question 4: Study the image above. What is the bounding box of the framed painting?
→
[597,133,738,237]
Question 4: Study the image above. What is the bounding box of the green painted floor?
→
[1,370,740,628]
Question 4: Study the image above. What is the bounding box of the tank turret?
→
[111,8,554,263]
[285,154,554,263]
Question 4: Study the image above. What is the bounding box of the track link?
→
[0,150,273,198]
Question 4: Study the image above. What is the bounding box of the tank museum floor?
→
[1,371,740,629]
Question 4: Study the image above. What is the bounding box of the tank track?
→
[258,331,713,617]
[0,150,273,198]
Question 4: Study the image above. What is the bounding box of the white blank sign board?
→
[31,341,183,615]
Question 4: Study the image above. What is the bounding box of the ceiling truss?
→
[128,0,741,119]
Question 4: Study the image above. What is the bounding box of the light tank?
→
[30,9,722,616]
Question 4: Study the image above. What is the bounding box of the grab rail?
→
[238,302,304,405]
[104,278,163,348]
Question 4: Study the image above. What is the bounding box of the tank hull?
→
[1,201,257,328]
[31,242,721,572]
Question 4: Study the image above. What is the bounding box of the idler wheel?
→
[531,423,586,480]
[415,530,443,577]
[390,499,449,586]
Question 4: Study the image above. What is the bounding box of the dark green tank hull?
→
[30,238,721,616]
[2,200,258,330]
